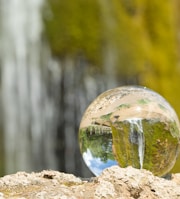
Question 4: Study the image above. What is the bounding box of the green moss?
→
[43,0,179,89]
[100,113,112,120]
[112,122,139,168]
[137,98,151,104]
[105,0,147,77]
[118,104,131,109]
[43,0,103,66]
[111,119,180,176]
[140,0,180,113]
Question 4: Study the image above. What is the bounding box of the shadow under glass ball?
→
[78,86,180,176]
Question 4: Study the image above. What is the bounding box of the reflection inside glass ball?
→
[79,86,180,176]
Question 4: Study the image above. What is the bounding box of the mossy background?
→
[43,0,180,174]
[43,0,180,89]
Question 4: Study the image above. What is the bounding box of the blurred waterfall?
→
[0,0,60,174]
[0,0,118,177]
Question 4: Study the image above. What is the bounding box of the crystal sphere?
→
[79,86,180,176]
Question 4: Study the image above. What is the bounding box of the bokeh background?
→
[0,0,180,177]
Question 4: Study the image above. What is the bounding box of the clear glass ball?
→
[79,86,180,176]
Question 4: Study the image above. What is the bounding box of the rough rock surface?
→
[0,166,180,199]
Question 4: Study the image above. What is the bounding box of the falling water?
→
[0,0,119,177]
[128,118,145,169]
[0,0,60,174]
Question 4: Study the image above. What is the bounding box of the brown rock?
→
[0,166,180,198]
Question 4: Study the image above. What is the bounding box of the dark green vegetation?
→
[79,126,114,163]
